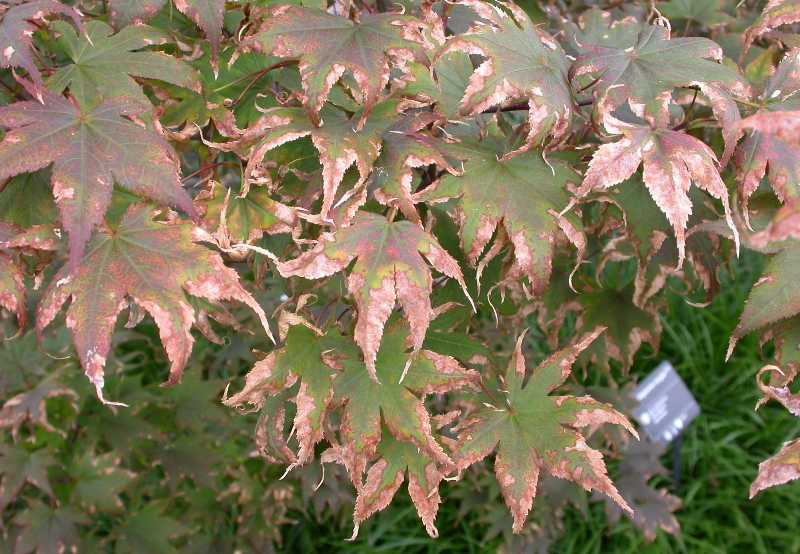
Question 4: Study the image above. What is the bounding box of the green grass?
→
[282,253,800,553]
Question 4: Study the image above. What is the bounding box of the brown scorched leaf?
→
[0,92,196,266]
[441,0,573,150]
[0,0,82,98]
[0,373,78,437]
[277,211,471,380]
[743,0,800,54]
[36,204,272,401]
[453,329,637,533]
[579,115,738,268]
[751,438,800,497]
[240,5,427,125]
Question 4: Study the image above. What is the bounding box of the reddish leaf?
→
[36,204,272,400]
[0,92,196,266]
[0,0,82,98]
[580,115,738,268]
[240,5,427,125]
[743,0,800,54]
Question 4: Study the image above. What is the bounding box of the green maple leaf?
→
[0,171,58,228]
[0,373,77,437]
[570,11,748,115]
[442,0,573,149]
[13,501,88,554]
[0,92,196,265]
[114,504,186,554]
[0,1,82,98]
[329,325,477,480]
[352,431,445,538]
[70,451,135,513]
[658,0,734,28]
[277,211,471,379]
[574,287,661,372]
[728,243,800,357]
[0,445,54,513]
[240,5,427,124]
[47,20,197,107]
[36,204,272,401]
[403,52,473,119]
[417,131,583,295]
[453,329,637,532]
[224,325,351,469]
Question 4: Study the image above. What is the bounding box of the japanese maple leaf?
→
[441,0,573,150]
[574,286,661,372]
[277,211,472,379]
[0,445,54,513]
[198,182,297,245]
[0,92,196,266]
[579,115,738,268]
[47,20,197,107]
[751,438,800,498]
[224,325,348,470]
[371,111,460,223]
[70,451,134,513]
[750,363,800,496]
[402,52,473,119]
[0,223,25,326]
[659,0,733,28]
[728,243,800,358]
[108,0,224,62]
[599,440,681,542]
[240,5,427,125]
[743,0,800,54]
[223,102,398,219]
[570,13,748,117]
[36,204,272,400]
[0,373,77,438]
[352,432,444,538]
[416,133,583,295]
[452,328,637,533]
[0,0,82,98]
[735,50,800,220]
[13,501,88,554]
[329,325,477,480]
